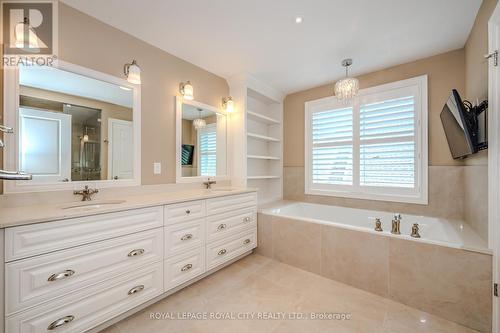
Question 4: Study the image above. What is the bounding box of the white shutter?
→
[311,107,353,185]
[199,124,217,176]
[359,96,416,188]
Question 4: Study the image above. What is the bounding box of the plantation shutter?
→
[311,107,353,185]
[199,124,217,176]
[359,96,416,188]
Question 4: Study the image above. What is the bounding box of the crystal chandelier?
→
[193,109,206,130]
[334,58,359,103]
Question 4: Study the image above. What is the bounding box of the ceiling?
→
[61,0,482,94]
[20,65,133,108]
[182,104,217,120]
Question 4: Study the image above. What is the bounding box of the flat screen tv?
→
[181,144,194,166]
[440,89,477,159]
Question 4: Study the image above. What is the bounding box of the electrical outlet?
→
[153,162,161,175]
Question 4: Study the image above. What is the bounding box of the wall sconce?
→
[124,60,141,85]
[222,97,234,113]
[180,81,194,100]
[14,17,40,52]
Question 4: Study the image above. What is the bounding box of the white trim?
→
[175,96,230,183]
[304,75,428,205]
[3,60,141,193]
[488,3,500,331]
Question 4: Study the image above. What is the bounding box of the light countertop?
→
[0,188,256,229]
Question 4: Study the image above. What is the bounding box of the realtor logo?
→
[1,0,57,66]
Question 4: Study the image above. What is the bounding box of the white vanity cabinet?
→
[3,191,257,333]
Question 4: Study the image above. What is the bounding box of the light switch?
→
[153,162,161,175]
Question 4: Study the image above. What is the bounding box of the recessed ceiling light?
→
[295,16,303,24]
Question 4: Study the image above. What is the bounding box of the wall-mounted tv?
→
[181,144,194,166]
[440,89,487,159]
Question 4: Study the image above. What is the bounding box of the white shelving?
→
[247,132,280,142]
[229,74,284,205]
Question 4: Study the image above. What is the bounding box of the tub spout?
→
[391,214,401,235]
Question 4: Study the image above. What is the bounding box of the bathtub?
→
[257,201,492,332]
[260,201,489,254]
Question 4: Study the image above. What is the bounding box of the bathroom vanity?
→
[0,189,257,333]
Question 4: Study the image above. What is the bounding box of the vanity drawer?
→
[164,200,205,225]
[206,229,257,270]
[165,219,205,258]
[164,247,205,290]
[206,192,257,216]
[6,262,163,333]
[5,206,164,262]
[5,228,163,315]
[206,208,256,243]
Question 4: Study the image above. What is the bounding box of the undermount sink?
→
[60,200,126,211]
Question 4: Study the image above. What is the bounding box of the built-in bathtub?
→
[257,201,492,332]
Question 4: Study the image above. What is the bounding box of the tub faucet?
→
[391,214,401,235]
[374,218,383,232]
[411,223,421,238]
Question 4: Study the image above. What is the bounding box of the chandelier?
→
[334,58,359,103]
[193,109,206,130]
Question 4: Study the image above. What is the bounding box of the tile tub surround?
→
[257,214,492,332]
[101,254,479,333]
[283,165,466,220]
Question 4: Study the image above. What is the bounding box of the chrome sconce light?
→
[124,60,141,85]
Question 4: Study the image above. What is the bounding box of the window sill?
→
[305,188,428,205]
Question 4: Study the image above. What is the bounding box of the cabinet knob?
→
[47,315,75,330]
[127,249,145,257]
[181,234,193,241]
[218,249,227,256]
[243,217,251,222]
[243,239,251,245]
[185,209,191,214]
[217,223,227,231]
[128,285,145,295]
[47,270,75,282]
[181,263,193,272]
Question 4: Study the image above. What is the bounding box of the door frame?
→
[107,118,133,180]
[488,3,500,331]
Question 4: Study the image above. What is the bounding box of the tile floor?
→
[102,253,479,333]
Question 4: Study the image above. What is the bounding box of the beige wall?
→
[284,49,466,168]
[55,3,228,185]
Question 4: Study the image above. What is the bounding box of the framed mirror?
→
[3,61,141,193]
[176,96,228,183]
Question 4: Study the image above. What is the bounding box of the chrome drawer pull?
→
[127,248,145,257]
[181,263,193,272]
[47,315,75,330]
[47,270,75,282]
[185,209,191,215]
[128,285,145,295]
[217,223,227,231]
[181,234,193,241]
[243,239,251,245]
[218,249,227,256]
[243,217,251,223]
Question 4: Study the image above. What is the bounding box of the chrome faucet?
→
[411,223,421,238]
[391,213,401,235]
[74,185,99,201]
[0,124,13,148]
[203,177,216,189]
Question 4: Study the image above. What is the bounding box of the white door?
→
[19,108,71,182]
[108,118,133,180]
[488,3,500,332]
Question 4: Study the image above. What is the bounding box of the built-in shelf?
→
[247,175,281,180]
[247,155,280,160]
[247,132,280,142]
[247,110,280,125]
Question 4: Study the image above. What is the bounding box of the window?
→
[198,123,217,176]
[305,76,428,204]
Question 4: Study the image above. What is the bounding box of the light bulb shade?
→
[126,63,141,84]
[181,81,194,100]
[82,134,89,142]
[334,77,359,103]
[14,21,40,51]
[193,118,206,129]
[223,97,234,113]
